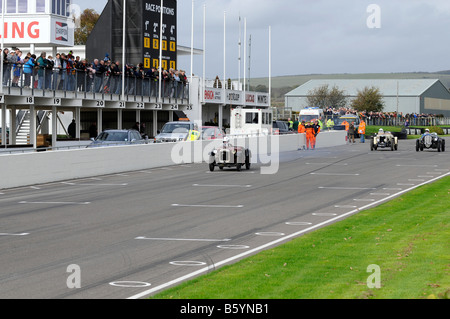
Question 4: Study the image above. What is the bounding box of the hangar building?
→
[285,79,450,117]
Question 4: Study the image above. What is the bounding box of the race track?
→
[0,139,448,299]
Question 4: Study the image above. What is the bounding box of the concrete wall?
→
[0,131,346,189]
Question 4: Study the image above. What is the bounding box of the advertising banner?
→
[142,0,177,71]
[0,16,74,46]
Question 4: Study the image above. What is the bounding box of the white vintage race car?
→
[209,138,251,172]
[371,130,398,151]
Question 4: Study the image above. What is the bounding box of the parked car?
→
[371,129,398,151]
[272,121,291,134]
[154,121,199,143]
[416,131,446,152]
[209,137,251,171]
[87,129,146,148]
[201,126,225,140]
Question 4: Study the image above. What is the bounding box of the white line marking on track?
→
[306,163,348,166]
[110,281,151,288]
[0,233,30,236]
[370,193,390,196]
[319,187,376,190]
[19,201,90,205]
[396,164,438,167]
[61,182,128,186]
[409,179,425,182]
[217,245,250,250]
[312,213,338,216]
[311,173,359,176]
[172,204,244,208]
[354,199,376,202]
[335,205,357,208]
[135,237,231,242]
[285,222,313,226]
[383,188,402,190]
[255,232,285,236]
[192,184,252,188]
[127,172,450,300]
[169,261,207,266]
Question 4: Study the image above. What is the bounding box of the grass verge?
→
[152,177,450,299]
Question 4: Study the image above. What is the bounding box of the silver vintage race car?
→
[371,129,398,151]
[416,129,446,152]
[209,137,251,172]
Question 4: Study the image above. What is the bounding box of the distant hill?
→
[248,72,450,90]
[245,72,450,107]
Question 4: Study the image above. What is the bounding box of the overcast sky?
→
[76,0,450,80]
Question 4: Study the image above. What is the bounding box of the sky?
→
[75,0,450,80]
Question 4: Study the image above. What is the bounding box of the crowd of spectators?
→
[323,106,444,126]
[1,48,189,99]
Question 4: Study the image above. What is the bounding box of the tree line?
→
[305,84,385,112]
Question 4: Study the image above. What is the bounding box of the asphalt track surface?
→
[0,139,448,299]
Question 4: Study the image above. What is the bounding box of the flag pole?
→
[121,0,126,99]
[158,0,164,103]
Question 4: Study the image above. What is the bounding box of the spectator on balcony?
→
[36,52,49,90]
[45,55,55,90]
[111,61,122,95]
[23,56,35,88]
[12,50,23,87]
[92,59,106,93]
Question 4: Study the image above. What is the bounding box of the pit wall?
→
[0,131,346,189]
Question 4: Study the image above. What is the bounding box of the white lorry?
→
[229,108,273,136]
[299,107,324,123]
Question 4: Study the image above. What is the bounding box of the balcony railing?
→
[1,63,189,102]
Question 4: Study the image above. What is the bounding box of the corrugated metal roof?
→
[285,79,440,97]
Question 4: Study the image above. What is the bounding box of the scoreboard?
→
[142,0,177,71]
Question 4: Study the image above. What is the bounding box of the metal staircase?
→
[16,112,31,145]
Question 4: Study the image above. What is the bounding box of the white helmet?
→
[378,128,384,134]
[425,129,430,133]
[223,137,230,144]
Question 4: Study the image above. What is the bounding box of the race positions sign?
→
[143,0,177,71]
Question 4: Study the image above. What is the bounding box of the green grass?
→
[152,177,450,299]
